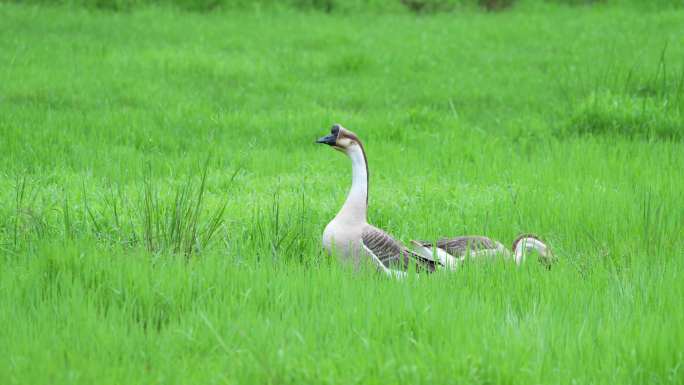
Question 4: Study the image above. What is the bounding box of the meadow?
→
[1,1,683,384]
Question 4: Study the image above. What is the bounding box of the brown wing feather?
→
[419,236,499,257]
[362,226,436,273]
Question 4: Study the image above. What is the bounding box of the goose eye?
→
[331,124,340,135]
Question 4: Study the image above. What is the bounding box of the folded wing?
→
[415,236,503,257]
[361,226,438,274]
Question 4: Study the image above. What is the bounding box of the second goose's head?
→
[316,124,363,155]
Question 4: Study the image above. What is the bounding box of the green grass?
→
[6,0,684,12]
[1,2,684,384]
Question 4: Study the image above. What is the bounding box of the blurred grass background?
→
[3,0,684,12]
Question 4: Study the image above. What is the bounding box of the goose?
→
[411,234,553,270]
[316,124,439,277]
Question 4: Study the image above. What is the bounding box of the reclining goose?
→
[316,124,438,276]
[411,234,553,270]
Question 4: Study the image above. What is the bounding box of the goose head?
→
[316,123,370,209]
[316,124,363,154]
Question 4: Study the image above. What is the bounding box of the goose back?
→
[415,236,503,257]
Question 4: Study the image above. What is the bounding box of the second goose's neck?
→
[337,144,368,223]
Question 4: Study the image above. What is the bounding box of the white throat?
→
[336,144,368,223]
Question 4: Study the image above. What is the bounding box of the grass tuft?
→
[565,90,682,140]
[85,161,232,256]
[560,49,684,140]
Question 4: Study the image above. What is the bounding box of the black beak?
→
[316,134,337,146]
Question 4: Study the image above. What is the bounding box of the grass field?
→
[1,2,684,384]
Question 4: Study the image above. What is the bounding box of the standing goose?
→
[411,234,553,270]
[316,124,438,276]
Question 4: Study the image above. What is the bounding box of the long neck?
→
[336,144,368,223]
[514,237,548,264]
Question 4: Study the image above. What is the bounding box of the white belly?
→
[322,219,365,266]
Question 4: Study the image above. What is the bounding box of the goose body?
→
[317,124,437,276]
[412,234,553,270]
